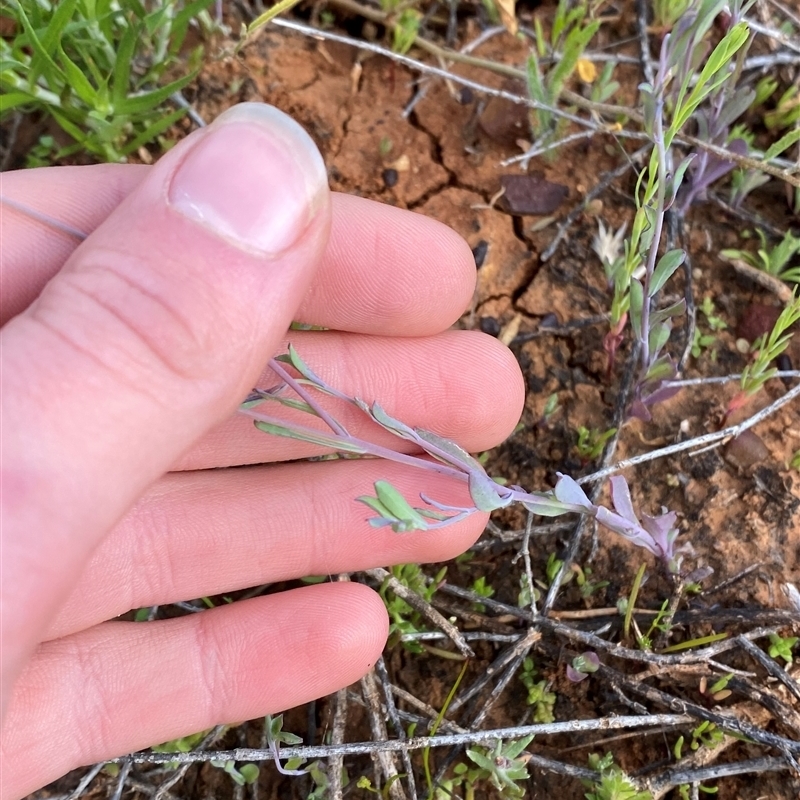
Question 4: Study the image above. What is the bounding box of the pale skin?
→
[0,104,524,798]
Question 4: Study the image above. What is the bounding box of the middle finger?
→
[48,457,487,639]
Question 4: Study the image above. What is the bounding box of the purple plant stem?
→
[639,48,669,376]
[238,406,470,484]
[268,357,350,436]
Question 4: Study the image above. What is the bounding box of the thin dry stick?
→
[375,656,418,800]
[540,146,650,262]
[361,669,406,800]
[64,763,106,800]
[577,380,800,485]
[365,568,474,658]
[327,688,349,799]
[635,0,655,83]
[439,583,793,667]
[448,628,540,714]
[118,714,696,765]
[153,725,228,800]
[390,685,469,734]
[737,635,800,705]
[647,756,791,795]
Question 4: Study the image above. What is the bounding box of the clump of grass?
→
[1,0,214,162]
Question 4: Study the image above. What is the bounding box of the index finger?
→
[1,165,476,334]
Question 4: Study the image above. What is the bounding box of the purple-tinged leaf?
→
[520,493,575,517]
[566,664,589,682]
[253,419,366,453]
[469,471,513,511]
[367,402,420,443]
[609,476,638,525]
[554,474,593,509]
[595,507,660,555]
[640,383,681,407]
[415,428,485,473]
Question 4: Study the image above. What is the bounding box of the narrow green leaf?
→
[114,70,197,116]
[39,0,80,59]
[252,419,365,453]
[0,91,33,113]
[650,249,686,297]
[120,106,186,155]
[764,128,800,161]
[374,481,429,528]
[11,1,66,89]
[111,19,138,107]
[57,45,98,106]
[648,321,671,356]
[168,0,213,55]
[629,277,644,341]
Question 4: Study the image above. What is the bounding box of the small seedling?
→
[722,229,800,286]
[566,651,600,682]
[465,735,534,798]
[527,2,602,143]
[379,563,447,652]
[768,632,798,665]
[583,753,652,800]
[576,426,617,462]
[573,563,610,599]
[691,297,728,360]
[392,9,420,55]
[519,657,557,722]
[471,575,495,612]
[727,291,800,417]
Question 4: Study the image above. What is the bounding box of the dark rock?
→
[382,168,399,188]
[498,172,569,215]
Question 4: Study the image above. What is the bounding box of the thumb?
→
[0,104,331,703]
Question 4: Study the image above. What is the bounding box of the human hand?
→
[0,103,524,798]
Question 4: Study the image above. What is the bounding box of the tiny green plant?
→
[392,9,421,55]
[573,563,610,598]
[519,657,557,722]
[151,729,259,785]
[2,0,214,162]
[527,2,602,142]
[566,651,600,682]
[464,735,534,798]
[576,426,617,462]
[691,296,727,360]
[768,632,798,665]
[651,0,692,31]
[727,291,800,417]
[379,563,447,652]
[471,575,495,612]
[721,229,800,286]
[583,753,652,800]
[789,449,800,471]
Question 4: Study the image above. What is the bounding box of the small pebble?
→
[459,87,474,104]
[777,353,793,388]
[724,430,770,470]
[382,168,398,188]
[472,240,489,269]
[735,338,750,354]
[479,316,501,336]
